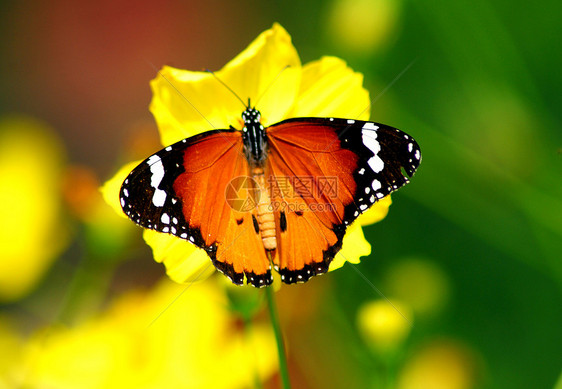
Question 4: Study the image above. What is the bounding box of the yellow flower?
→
[0,318,25,388]
[23,278,277,389]
[383,258,450,317]
[357,299,412,353]
[102,23,392,285]
[397,340,479,389]
[0,116,69,301]
[326,0,402,54]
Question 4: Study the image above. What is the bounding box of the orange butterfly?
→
[120,103,421,287]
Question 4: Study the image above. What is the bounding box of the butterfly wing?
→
[120,130,273,287]
[266,117,421,284]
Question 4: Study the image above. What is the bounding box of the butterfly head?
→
[241,106,261,124]
[241,106,267,166]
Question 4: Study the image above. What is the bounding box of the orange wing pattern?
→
[120,130,272,286]
[266,117,421,283]
[266,122,358,283]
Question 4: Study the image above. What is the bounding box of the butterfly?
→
[120,103,421,287]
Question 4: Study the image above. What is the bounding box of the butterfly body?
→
[120,106,421,287]
[241,107,268,167]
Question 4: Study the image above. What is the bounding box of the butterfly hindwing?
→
[266,117,421,283]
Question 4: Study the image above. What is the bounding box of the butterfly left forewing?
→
[120,130,273,287]
[266,117,421,283]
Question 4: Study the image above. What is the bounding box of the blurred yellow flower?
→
[384,258,450,317]
[102,23,392,285]
[0,319,25,388]
[23,278,277,389]
[357,298,412,353]
[326,0,402,54]
[397,340,479,389]
[0,116,69,302]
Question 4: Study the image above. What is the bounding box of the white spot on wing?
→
[161,213,170,224]
[147,154,167,207]
[372,180,381,190]
[362,129,380,156]
[347,119,355,124]
[152,190,167,207]
[362,122,379,131]
[368,155,384,173]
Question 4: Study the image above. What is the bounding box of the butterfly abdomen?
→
[252,167,277,251]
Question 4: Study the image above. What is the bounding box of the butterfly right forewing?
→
[265,117,421,283]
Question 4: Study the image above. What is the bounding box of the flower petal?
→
[100,160,141,219]
[219,23,302,126]
[357,195,392,226]
[149,67,241,146]
[329,220,372,271]
[143,230,215,283]
[150,23,301,147]
[287,56,370,120]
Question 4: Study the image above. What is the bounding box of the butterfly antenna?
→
[205,69,247,109]
[254,65,291,107]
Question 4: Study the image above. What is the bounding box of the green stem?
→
[265,286,291,389]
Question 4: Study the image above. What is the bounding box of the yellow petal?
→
[357,195,392,226]
[329,196,391,271]
[100,160,141,219]
[287,56,370,120]
[219,23,302,126]
[143,230,215,284]
[150,23,301,146]
[149,67,240,146]
[330,220,371,271]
